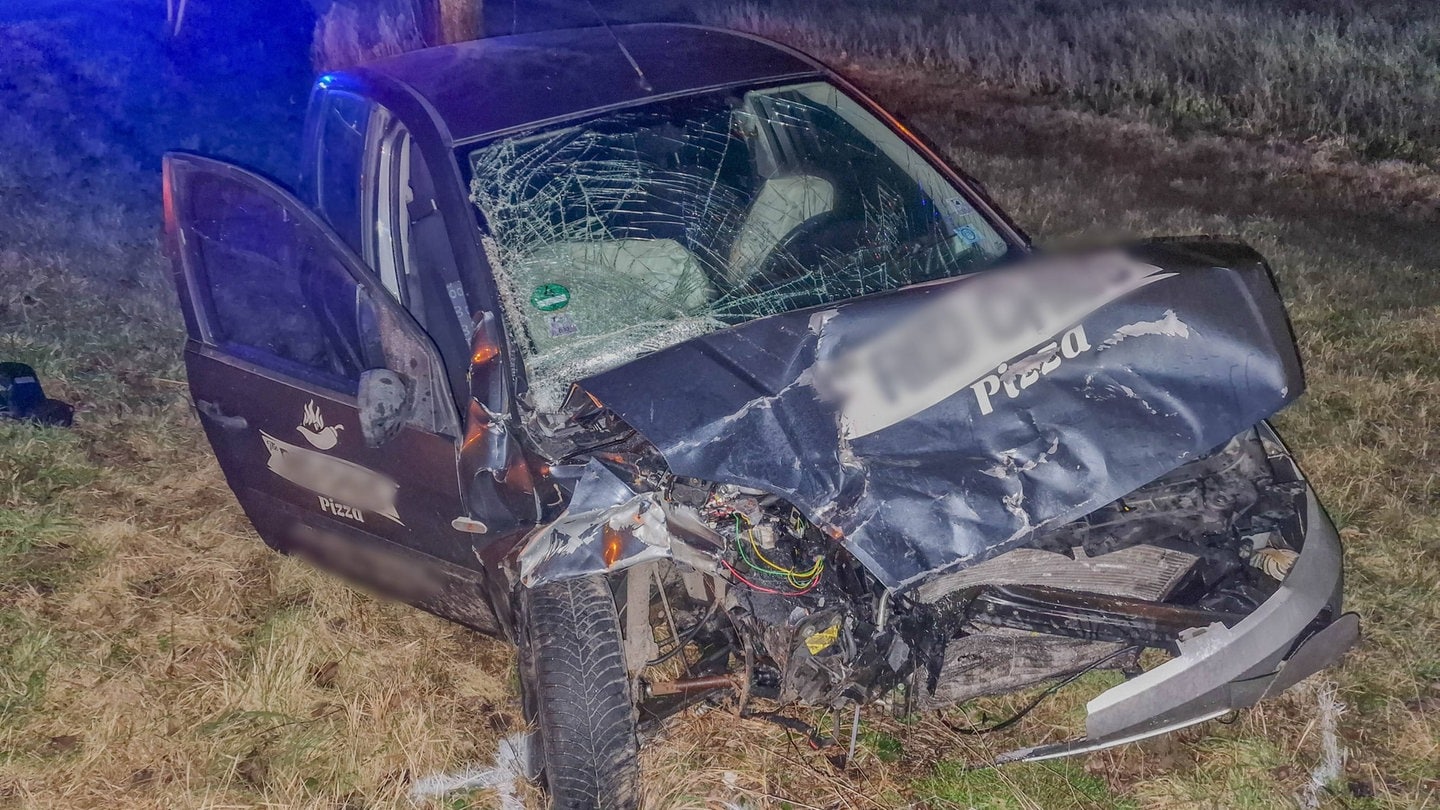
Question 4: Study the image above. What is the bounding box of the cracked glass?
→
[467,81,1011,411]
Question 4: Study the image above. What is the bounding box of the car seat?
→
[725,174,835,288]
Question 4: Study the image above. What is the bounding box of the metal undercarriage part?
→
[912,543,1199,605]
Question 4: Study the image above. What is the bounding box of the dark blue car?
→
[162,24,1356,809]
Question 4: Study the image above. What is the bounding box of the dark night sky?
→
[0,0,704,190]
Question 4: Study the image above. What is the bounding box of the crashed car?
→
[161,23,1358,809]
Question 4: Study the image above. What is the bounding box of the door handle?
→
[195,398,248,430]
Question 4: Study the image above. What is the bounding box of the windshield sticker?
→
[546,312,579,338]
[955,225,981,245]
[297,399,343,450]
[261,431,403,525]
[530,284,571,311]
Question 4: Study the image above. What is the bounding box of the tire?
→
[519,576,640,810]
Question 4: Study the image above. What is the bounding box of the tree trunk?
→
[422,0,481,45]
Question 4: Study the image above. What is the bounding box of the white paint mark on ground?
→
[1298,679,1347,810]
[719,771,755,808]
[409,732,531,808]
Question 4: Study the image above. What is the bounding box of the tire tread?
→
[523,577,640,810]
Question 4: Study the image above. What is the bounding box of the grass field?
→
[3,4,1439,808]
[709,0,1440,167]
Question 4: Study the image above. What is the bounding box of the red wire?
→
[720,559,784,593]
[721,559,821,596]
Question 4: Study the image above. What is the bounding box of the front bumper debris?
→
[999,486,1359,763]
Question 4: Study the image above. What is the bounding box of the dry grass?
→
[3,12,1440,810]
[0,254,528,809]
[311,0,482,73]
[706,0,1440,167]
[312,3,429,73]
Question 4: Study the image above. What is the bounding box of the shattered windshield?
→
[467,81,1012,411]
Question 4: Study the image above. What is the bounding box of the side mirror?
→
[357,368,413,448]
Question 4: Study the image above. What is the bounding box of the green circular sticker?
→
[530,284,570,312]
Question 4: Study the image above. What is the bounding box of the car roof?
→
[344,23,827,145]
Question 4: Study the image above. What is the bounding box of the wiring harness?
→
[720,513,825,596]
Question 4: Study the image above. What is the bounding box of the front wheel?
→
[519,576,640,810]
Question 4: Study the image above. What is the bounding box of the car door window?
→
[314,91,371,253]
[183,168,384,389]
[371,113,407,302]
[169,156,459,438]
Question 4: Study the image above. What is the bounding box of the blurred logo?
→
[297,399,343,450]
[818,252,1175,437]
[261,431,402,525]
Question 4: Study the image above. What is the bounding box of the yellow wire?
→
[742,515,822,586]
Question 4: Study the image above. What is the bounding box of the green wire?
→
[732,514,822,588]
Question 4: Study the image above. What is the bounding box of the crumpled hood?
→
[578,239,1304,590]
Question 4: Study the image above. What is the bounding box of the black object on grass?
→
[0,362,74,427]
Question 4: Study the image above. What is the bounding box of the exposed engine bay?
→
[501,241,1353,761]
[527,421,1315,729]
